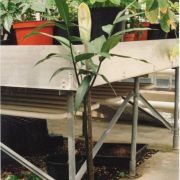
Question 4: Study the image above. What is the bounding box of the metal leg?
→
[67,92,76,180]
[130,77,140,177]
[173,67,179,149]
[75,92,134,180]
[139,95,172,130]
[0,142,54,180]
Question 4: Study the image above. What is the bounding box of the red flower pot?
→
[123,33,137,42]
[13,21,54,45]
[138,22,150,41]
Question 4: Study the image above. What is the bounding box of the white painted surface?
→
[1,39,178,90]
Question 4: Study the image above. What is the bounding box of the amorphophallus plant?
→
[26,0,151,179]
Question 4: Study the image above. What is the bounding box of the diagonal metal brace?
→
[139,94,172,130]
[75,92,134,180]
[0,142,55,180]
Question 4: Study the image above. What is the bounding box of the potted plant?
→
[53,0,81,45]
[123,2,150,42]
[76,0,140,40]
[13,0,58,45]
[123,16,138,41]
[167,1,179,38]
[0,0,21,45]
[27,0,150,179]
[144,0,178,40]
[0,0,58,45]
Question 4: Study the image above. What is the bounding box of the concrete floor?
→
[47,118,179,180]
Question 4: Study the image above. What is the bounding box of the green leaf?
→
[29,21,55,32]
[87,60,98,73]
[35,53,71,66]
[145,8,158,23]
[146,0,155,11]
[109,0,121,5]
[110,53,149,63]
[88,35,106,54]
[25,31,70,48]
[160,13,170,32]
[5,175,18,180]
[55,0,69,26]
[25,173,41,180]
[3,15,13,32]
[145,0,159,23]
[101,35,120,53]
[50,67,74,81]
[55,22,67,30]
[113,0,136,24]
[113,12,144,24]
[157,0,168,8]
[102,24,113,35]
[75,53,95,62]
[75,75,92,112]
[31,1,45,12]
[99,74,117,96]
[114,27,151,36]
[69,36,82,42]
[78,69,95,75]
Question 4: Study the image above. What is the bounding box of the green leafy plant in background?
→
[144,0,178,32]
[0,0,58,34]
[0,0,22,33]
[5,175,18,180]
[5,173,41,180]
[169,1,179,14]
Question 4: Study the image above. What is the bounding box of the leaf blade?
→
[74,75,92,112]
[75,53,95,62]
[49,67,74,82]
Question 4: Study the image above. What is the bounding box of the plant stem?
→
[89,60,102,89]
[83,44,94,180]
[83,93,94,180]
[67,27,80,85]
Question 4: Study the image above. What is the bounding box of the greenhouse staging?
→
[1,39,179,180]
[0,0,179,180]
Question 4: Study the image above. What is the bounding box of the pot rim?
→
[13,20,55,29]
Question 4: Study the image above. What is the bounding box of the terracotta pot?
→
[13,21,54,45]
[123,33,137,42]
[137,22,150,41]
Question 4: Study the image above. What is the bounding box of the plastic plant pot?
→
[148,23,166,40]
[90,7,123,40]
[53,21,80,45]
[13,21,54,45]
[45,152,84,180]
[123,33,137,42]
[138,22,150,40]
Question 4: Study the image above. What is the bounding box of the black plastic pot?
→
[1,115,63,156]
[53,21,80,45]
[47,135,64,153]
[93,143,148,169]
[0,29,17,45]
[45,153,84,180]
[167,24,179,39]
[148,24,167,40]
[90,7,123,40]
